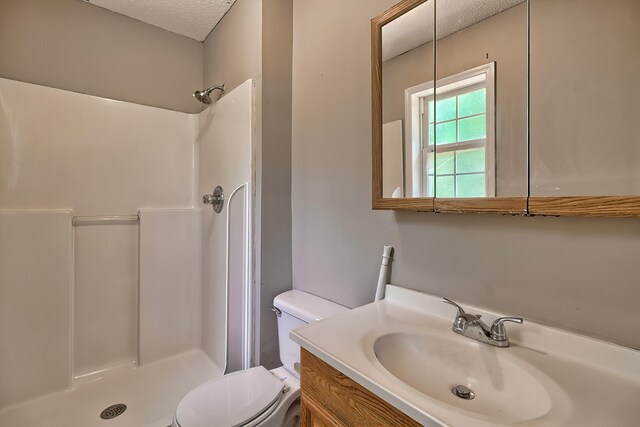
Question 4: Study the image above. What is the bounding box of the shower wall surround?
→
[196,80,255,372]
[0,77,195,407]
[139,209,202,366]
[74,223,139,376]
[0,211,73,408]
[0,78,255,408]
[0,78,194,214]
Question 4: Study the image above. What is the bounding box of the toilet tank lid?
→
[273,290,349,323]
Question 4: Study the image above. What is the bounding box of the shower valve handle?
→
[202,194,216,204]
[202,186,225,213]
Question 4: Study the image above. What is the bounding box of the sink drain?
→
[452,385,475,400]
[100,403,127,420]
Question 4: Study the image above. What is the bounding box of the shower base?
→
[0,350,222,427]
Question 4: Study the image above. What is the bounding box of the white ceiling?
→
[83,0,237,41]
[382,0,526,61]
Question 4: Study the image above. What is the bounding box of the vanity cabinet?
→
[299,349,420,427]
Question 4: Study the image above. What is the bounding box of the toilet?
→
[172,290,349,427]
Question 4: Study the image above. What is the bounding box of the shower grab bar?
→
[72,214,139,226]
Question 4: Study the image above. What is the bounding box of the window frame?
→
[404,62,496,198]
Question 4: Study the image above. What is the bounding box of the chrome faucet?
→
[443,298,523,348]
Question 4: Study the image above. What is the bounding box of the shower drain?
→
[100,403,127,420]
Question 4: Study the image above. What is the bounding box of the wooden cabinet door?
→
[300,349,421,427]
[300,397,340,427]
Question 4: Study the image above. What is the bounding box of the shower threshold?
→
[0,350,222,427]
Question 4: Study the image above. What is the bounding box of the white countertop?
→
[290,285,640,427]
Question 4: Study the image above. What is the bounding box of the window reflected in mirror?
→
[418,65,494,198]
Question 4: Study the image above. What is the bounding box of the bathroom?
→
[0,0,638,426]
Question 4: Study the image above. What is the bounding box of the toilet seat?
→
[174,366,285,427]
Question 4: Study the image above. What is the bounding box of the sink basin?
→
[373,332,551,424]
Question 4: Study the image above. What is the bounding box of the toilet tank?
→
[273,290,349,378]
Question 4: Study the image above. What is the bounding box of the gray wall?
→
[0,0,203,113]
[203,0,262,94]
[292,0,640,350]
[382,43,432,124]
[202,0,293,368]
[259,0,294,369]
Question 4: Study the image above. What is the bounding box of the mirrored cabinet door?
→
[373,0,529,213]
[529,0,640,215]
[433,0,528,212]
[379,0,435,203]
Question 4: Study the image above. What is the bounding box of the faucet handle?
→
[443,298,469,333]
[490,317,523,342]
[442,298,466,317]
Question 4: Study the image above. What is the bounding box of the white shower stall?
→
[0,77,258,426]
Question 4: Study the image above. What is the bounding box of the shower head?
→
[193,84,225,104]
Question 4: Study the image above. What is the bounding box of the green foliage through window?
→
[424,86,489,198]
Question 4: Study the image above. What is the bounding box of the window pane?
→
[458,89,486,117]
[427,100,434,124]
[456,148,485,174]
[426,175,435,197]
[435,151,454,175]
[436,175,455,198]
[435,96,456,122]
[435,121,456,145]
[426,152,434,175]
[427,151,455,175]
[456,174,486,197]
[428,124,434,146]
[458,115,486,141]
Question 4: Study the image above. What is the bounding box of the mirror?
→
[380,0,435,199]
[375,0,529,212]
[530,0,640,198]
[433,0,528,200]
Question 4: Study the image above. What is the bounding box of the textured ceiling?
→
[83,0,237,41]
[382,0,526,61]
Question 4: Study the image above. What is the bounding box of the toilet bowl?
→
[172,290,349,427]
[172,366,299,427]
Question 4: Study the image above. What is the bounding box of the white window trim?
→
[404,62,496,198]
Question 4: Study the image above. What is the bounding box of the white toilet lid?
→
[175,366,284,427]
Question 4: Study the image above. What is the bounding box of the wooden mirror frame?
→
[528,197,640,217]
[372,0,640,217]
